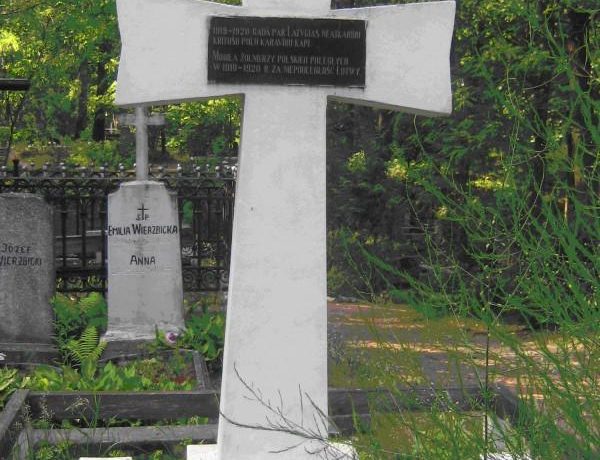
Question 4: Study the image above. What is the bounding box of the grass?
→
[31,441,190,460]
[328,300,599,459]
[352,411,486,460]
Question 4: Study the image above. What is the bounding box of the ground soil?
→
[327,300,552,395]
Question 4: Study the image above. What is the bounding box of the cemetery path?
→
[327,301,536,394]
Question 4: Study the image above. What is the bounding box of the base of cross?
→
[187,442,358,459]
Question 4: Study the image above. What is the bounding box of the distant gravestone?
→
[118,111,166,162]
[104,108,185,344]
[0,193,56,363]
[116,0,455,458]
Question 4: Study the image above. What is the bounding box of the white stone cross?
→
[118,108,165,180]
[115,0,455,459]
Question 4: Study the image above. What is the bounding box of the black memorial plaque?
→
[208,16,366,87]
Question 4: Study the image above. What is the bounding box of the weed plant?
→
[321,1,600,457]
[326,178,598,459]
[52,292,108,363]
[154,301,225,367]
[31,439,189,459]
[0,295,225,412]
[328,163,598,459]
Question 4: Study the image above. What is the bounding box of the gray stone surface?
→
[105,181,185,342]
[0,193,54,345]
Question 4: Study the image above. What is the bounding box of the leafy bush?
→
[33,441,72,460]
[52,293,107,362]
[65,326,106,368]
[399,179,600,324]
[65,139,131,168]
[327,228,415,300]
[0,368,22,410]
[155,309,225,363]
[165,99,240,158]
[179,313,225,361]
[30,355,195,393]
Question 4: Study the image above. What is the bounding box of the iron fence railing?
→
[0,160,236,292]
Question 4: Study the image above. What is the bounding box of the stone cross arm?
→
[118,112,166,127]
[116,0,456,116]
[119,107,166,180]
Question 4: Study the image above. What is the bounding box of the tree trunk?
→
[74,61,90,139]
[565,10,595,202]
[92,41,113,142]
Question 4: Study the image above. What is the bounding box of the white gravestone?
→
[104,108,185,342]
[115,0,455,458]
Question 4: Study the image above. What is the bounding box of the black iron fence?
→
[0,160,236,292]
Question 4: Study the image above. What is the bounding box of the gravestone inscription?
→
[208,16,366,86]
[0,193,56,362]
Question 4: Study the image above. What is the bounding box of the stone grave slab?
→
[115,0,455,459]
[0,193,57,363]
[104,181,185,343]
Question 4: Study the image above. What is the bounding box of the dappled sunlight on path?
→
[327,301,599,404]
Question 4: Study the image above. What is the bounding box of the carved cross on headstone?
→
[136,203,150,221]
[118,108,165,180]
[115,0,455,458]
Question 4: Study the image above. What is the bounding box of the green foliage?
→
[30,325,115,391]
[1,0,119,147]
[65,326,106,368]
[125,354,196,391]
[165,99,241,158]
[30,357,194,393]
[347,150,368,174]
[32,310,195,392]
[182,200,194,225]
[52,293,107,362]
[35,293,196,393]
[326,2,599,457]
[0,368,21,410]
[327,228,410,300]
[180,313,225,361]
[414,183,598,324]
[155,309,225,363]
[33,441,72,460]
[0,1,243,161]
[65,139,128,168]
